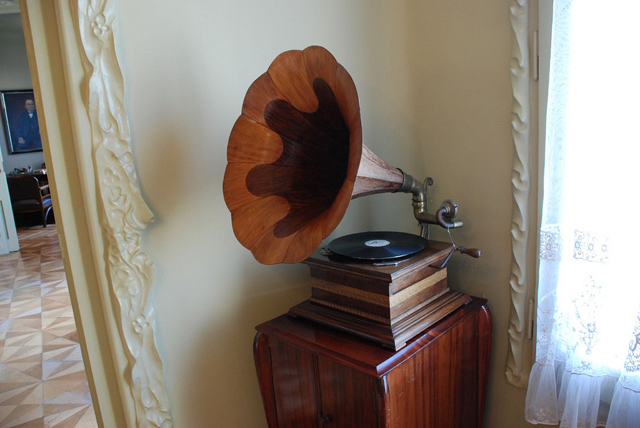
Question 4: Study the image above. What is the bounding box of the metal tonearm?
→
[398,173,463,239]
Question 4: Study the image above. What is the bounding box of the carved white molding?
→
[75,1,173,426]
[506,0,533,389]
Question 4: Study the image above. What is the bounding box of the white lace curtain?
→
[524,1,640,427]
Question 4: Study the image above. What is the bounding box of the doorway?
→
[0,8,98,427]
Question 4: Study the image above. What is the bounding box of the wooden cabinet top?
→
[256,297,489,377]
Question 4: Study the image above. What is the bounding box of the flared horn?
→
[223,46,458,265]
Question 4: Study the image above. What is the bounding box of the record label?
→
[328,231,427,261]
[364,239,390,247]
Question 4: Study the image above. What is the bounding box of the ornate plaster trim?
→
[506,0,533,389]
[75,1,173,426]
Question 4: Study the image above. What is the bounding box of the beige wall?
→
[110,0,535,426]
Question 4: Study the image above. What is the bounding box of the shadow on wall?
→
[183,266,310,427]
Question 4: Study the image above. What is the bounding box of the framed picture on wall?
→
[0,90,43,154]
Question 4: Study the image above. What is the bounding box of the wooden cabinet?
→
[254,297,491,427]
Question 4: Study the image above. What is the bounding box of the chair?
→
[7,176,53,227]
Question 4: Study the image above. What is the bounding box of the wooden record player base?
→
[254,297,492,428]
[289,289,472,350]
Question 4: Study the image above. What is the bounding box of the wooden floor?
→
[0,227,98,428]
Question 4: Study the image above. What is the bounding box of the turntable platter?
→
[327,231,428,261]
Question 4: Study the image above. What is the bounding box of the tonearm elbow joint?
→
[398,173,463,239]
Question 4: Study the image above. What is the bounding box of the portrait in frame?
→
[1,90,43,154]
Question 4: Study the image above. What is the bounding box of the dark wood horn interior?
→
[246,78,350,238]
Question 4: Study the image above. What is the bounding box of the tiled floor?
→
[0,227,98,428]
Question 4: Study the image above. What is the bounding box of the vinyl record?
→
[327,231,428,261]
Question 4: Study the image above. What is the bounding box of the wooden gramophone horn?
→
[223,46,417,265]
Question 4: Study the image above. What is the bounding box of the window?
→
[524,1,640,427]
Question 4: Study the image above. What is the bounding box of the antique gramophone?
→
[223,46,479,350]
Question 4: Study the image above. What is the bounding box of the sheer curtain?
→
[524,1,640,427]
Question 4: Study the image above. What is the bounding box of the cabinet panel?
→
[386,313,480,427]
[270,341,318,427]
[316,357,380,427]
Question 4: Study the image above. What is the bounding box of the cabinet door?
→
[386,311,482,427]
[269,341,382,428]
[270,340,319,428]
[316,357,381,427]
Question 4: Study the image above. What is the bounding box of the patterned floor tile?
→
[9,316,41,333]
[0,383,41,406]
[4,331,42,348]
[43,403,93,427]
[42,345,79,364]
[10,418,44,427]
[0,403,43,427]
[0,228,97,428]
